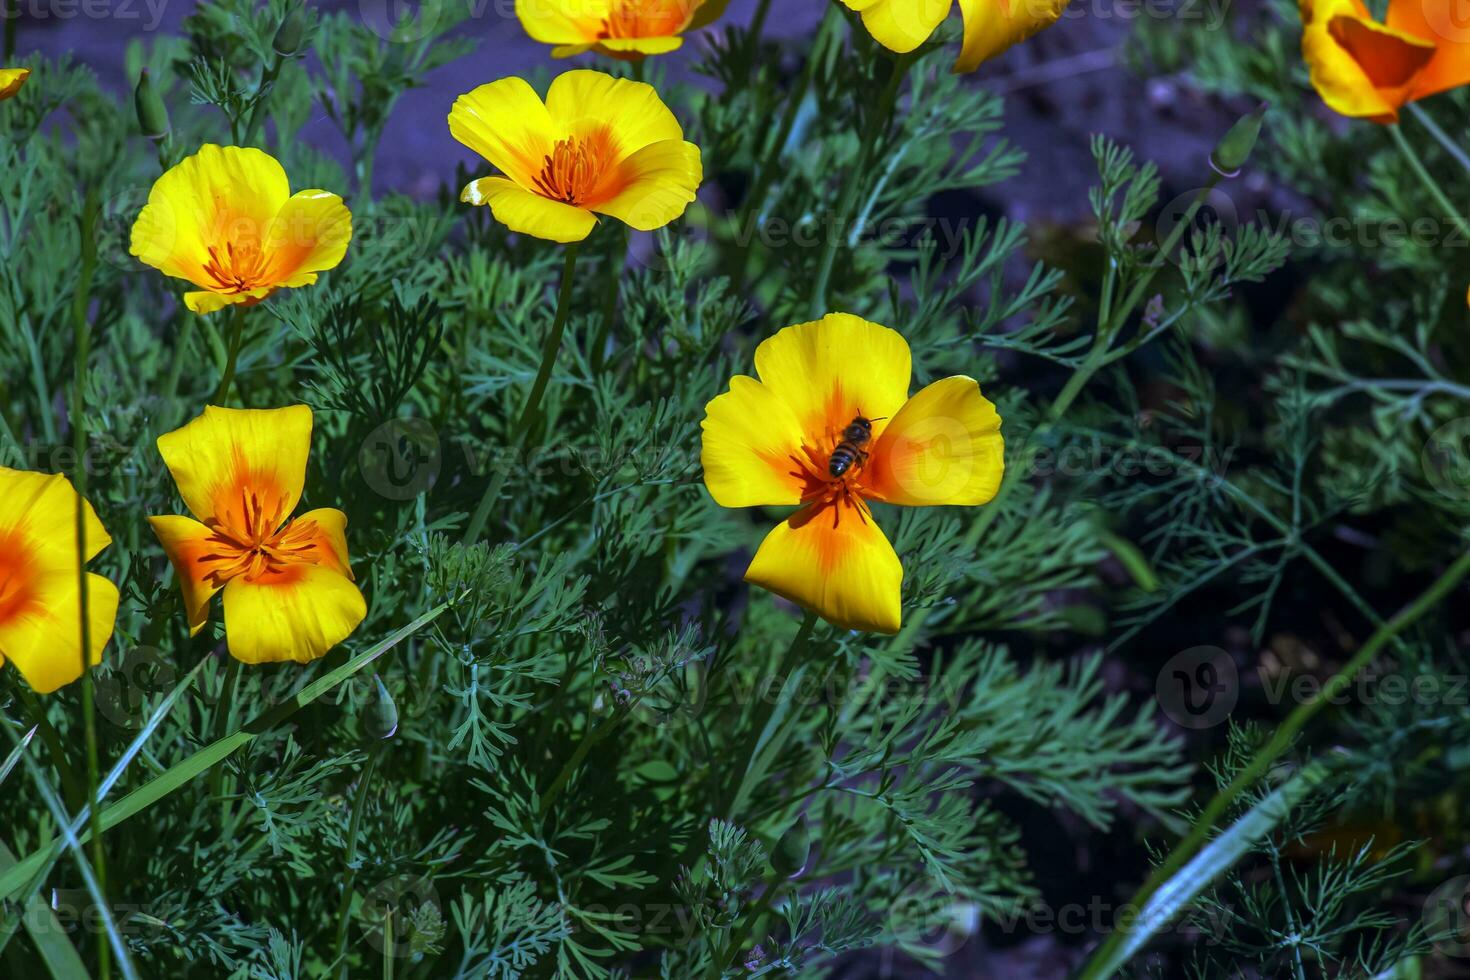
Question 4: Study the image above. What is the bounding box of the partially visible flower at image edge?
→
[516,0,731,59]
[0,68,30,100]
[130,144,353,315]
[0,467,119,694]
[840,0,1073,73]
[1299,0,1470,122]
[149,405,367,664]
[700,313,1005,633]
[448,68,702,244]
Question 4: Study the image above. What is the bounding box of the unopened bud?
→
[1210,102,1267,179]
[272,7,307,57]
[134,69,169,141]
[364,674,399,741]
[771,816,810,878]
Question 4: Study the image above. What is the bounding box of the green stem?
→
[3,0,15,63]
[71,189,107,980]
[462,244,580,545]
[213,305,247,405]
[1076,547,1470,979]
[537,703,629,818]
[207,656,239,822]
[1406,103,1470,178]
[333,745,384,977]
[240,53,284,147]
[1389,123,1470,243]
[809,51,912,318]
[746,0,772,62]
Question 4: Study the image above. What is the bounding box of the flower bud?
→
[364,674,399,741]
[134,69,169,141]
[771,815,810,878]
[272,7,307,57]
[1210,102,1267,179]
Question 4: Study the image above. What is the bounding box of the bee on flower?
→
[841,0,1073,73]
[516,0,730,59]
[448,69,702,244]
[149,405,367,664]
[0,468,119,693]
[0,67,30,100]
[1298,0,1470,122]
[130,144,352,314]
[700,313,1005,633]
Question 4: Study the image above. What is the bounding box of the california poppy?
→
[150,405,366,664]
[841,0,1072,73]
[0,68,30,100]
[516,0,730,59]
[130,144,352,314]
[701,313,1005,633]
[448,69,702,244]
[0,468,119,693]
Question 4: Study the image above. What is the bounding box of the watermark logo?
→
[360,417,441,500]
[1422,417,1470,500]
[1156,645,1238,729]
[1425,875,1470,957]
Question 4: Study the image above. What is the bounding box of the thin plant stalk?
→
[462,244,581,545]
[1406,103,1470,177]
[71,188,109,980]
[1389,123,1470,243]
[214,304,248,404]
[333,745,384,978]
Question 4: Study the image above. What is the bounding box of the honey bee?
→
[828,414,884,478]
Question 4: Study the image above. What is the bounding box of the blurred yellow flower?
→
[516,0,730,59]
[149,405,366,664]
[1299,0,1470,122]
[0,67,30,100]
[449,69,702,243]
[700,313,1005,633]
[0,468,119,694]
[841,0,1072,73]
[130,144,352,315]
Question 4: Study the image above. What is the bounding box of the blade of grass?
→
[0,722,36,787]
[0,603,448,902]
[0,841,89,980]
[1,718,140,980]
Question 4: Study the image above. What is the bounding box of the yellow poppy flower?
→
[701,313,1005,633]
[448,69,703,244]
[0,468,119,694]
[0,68,30,100]
[1299,0,1470,121]
[130,144,352,315]
[149,405,367,664]
[516,0,730,59]
[841,0,1072,73]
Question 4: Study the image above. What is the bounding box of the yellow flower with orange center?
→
[448,69,702,244]
[1299,0,1470,122]
[516,0,730,59]
[130,144,352,315]
[701,313,1005,633]
[841,0,1072,73]
[0,468,119,693]
[0,67,30,100]
[149,405,367,664]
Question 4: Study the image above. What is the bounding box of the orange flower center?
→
[202,240,272,294]
[196,488,321,586]
[0,531,37,625]
[787,440,876,530]
[601,0,693,38]
[532,133,616,207]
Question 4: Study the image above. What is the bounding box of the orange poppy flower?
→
[517,0,730,59]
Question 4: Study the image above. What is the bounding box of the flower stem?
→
[3,0,16,63]
[462,244,580,545]
[1076,546,1470,980]
[71,188,108,980]
[213,305,248,405]
[1389,122,1470,244]
[1406,103,1470,178]
[332,744,383,978]
[809,49,913,318]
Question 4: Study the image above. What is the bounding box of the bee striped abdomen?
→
[828,415,876,478]
[828,445,859,477]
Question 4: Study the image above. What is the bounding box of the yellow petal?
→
[147,515,224,637]
[544,70,685,152]
[461,176,599,243]
[184,286,275,315]
[955,0,1072,73]
[516,0,609,42]
[293,508,355,579]
[0,573,118,694]
[745,499,903,633]
[129,144,291,288]
[156,404,313,528]
[593,36,686,56]
[752,313,911,442]
[265,190,352,286]
[221,564,366,664]
[448,78,556,187]
[0,468,111,566]
[845,0,951,53]
[0,67,30,100]
[863,376,1004,506]
[701,376,809,508]
[592,139,702,230]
